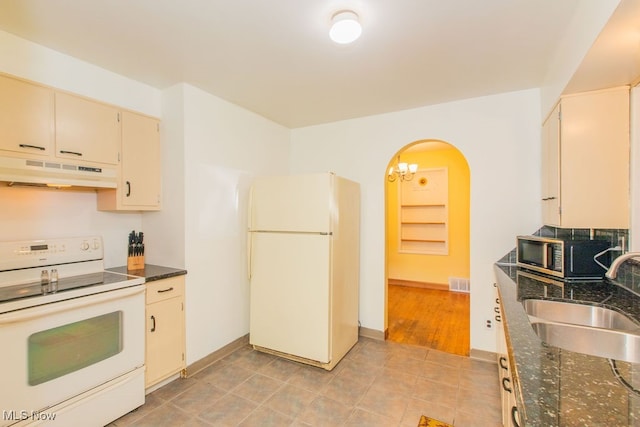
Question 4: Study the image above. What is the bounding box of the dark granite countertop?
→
[494,263,640,426]
[106,264,187,283]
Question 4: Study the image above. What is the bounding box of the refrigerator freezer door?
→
[249,232,330,363]
[250,173,333,233]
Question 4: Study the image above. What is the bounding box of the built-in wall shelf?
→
[399,168,448,255]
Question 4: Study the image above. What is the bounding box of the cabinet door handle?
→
[495,314,501,322]
[499,356,508,370]
[494,307,500,313]
[511,406,520,427]
[150,315,156,332]
[542,196,557,201]
[157,287,174,293]
[126,181,131,197]
[19,144,46,151]
[502,377,512,393]
[59,150,83,156]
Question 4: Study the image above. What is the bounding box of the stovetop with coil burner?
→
[0,236,145,313]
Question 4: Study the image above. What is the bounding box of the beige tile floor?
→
[110,338,501,427]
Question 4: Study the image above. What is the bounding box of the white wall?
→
[0,30,160,117]
[290,89,542,352]
[0,29,161,267]
[540,0,620,118]
[0,187,141,266]
[143,85,187,268]
[155,84,291,364]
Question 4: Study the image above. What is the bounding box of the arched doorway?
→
[384,140,471,356]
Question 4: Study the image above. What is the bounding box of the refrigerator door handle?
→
[247,231,252,280]
[247,188,254,280]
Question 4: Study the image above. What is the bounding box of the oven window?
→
[27,311,123,386]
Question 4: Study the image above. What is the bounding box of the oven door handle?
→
[0,285,145,325]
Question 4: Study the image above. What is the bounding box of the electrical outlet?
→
[485,319,493,329]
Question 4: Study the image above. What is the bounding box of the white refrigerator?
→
[248,172,360,370]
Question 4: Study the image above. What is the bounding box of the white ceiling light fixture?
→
[329,10,362,44]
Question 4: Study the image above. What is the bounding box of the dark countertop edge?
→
[106,264,187,282]
[493,263,640,427]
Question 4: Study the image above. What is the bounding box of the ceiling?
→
[564,0,640,94]
[0,0,626,128]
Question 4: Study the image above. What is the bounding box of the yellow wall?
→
[386,141,470,285]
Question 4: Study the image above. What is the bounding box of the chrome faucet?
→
[605,252,640,280]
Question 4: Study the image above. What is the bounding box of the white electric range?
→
[0,236,145,427]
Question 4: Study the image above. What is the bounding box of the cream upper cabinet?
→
[541,87,630,229]
[121,111,161,208]
[541,103,561,226]
[55,91,120,165]
[0,74,53,157]
[97,111,161,211]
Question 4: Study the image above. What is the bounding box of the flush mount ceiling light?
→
[329,10,362,44]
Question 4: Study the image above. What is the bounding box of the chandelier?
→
[387,155,418,182]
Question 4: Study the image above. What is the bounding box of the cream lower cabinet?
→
[541,86,630,228]
[97,111,161,211]
[145,276,185,388]
[495,285,521,427]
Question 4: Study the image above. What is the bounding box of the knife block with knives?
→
[127,230,145,271]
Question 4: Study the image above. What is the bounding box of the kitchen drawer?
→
[146,276,184,305]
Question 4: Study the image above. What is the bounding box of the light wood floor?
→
[387,284,470,356]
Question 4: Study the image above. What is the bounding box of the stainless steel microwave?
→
[516,236,611,279]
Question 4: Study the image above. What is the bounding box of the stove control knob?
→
[80,241,90,251]
[92,239,100,250]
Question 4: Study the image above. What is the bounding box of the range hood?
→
[0,156,117,189]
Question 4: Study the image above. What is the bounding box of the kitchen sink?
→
[523,299,640,362]
[530,321,640,363]
[523,299,640,332]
